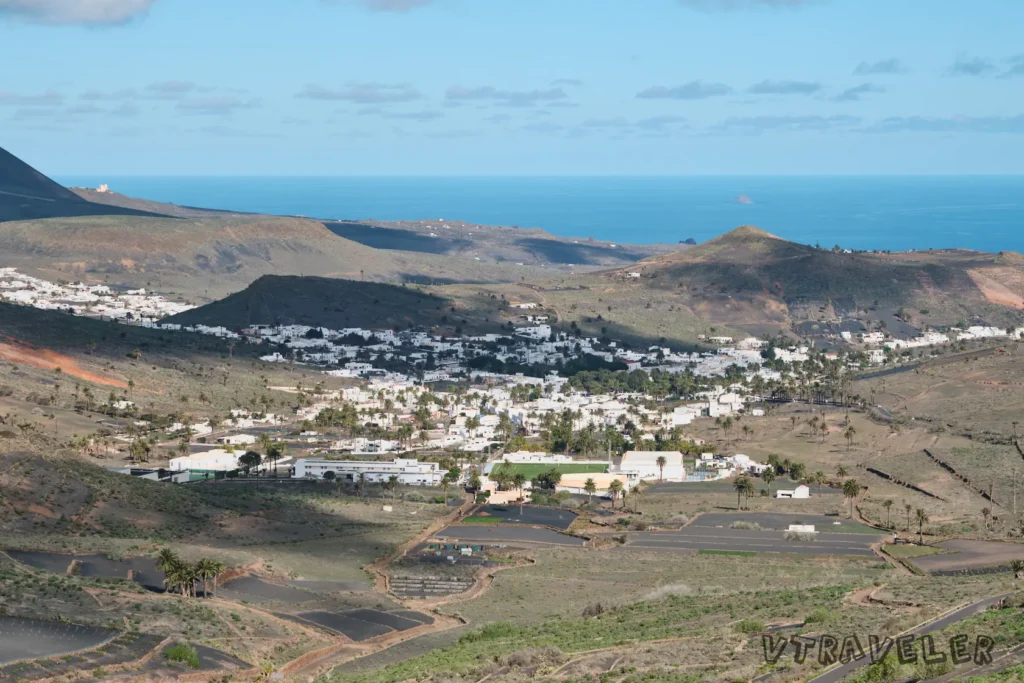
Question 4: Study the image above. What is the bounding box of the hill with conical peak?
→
[0,146,166,222]
[168,274,507,333]
[614,225,1024,333]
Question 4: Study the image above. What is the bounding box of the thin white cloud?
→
[676,0,819,8]
[445,85,568,107]
[863,115,1024,134]
[746,80,822,95]
[176,96,260,116]
[636,81,731,100]
[0,0,155,24]
[854,58,905,75]
[831,83,885,102]
[297,83,422,104]
[323,0,435,12]
[0,89,63,107]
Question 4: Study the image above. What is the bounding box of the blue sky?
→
[2,0,1024,175]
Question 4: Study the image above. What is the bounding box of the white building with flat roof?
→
[294,457,443,486]
[617,451,685,483]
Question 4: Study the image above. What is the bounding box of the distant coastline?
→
[56,175,1024,253]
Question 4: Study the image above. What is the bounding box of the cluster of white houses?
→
[0,268,195,322]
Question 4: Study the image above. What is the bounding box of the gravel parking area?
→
[468,504,577,530]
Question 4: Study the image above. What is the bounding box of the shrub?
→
[804,608,832,624]
[582,602,604,617]
[164,642,200,669]
[783,531,817,542]
[730,521,762,531]
[734,619,765,634]
[459,621,519,644]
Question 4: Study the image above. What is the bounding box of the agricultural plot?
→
[909,539,1024,575]
[5,551,164,591]
[287,608,426,642]
[0,627,164,680]
[217,576,319,604]
[0,616,116,665]
[289,579,372,593]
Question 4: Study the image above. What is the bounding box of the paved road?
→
[808,593,1012,683]
[435,524,585,546]
[623,528,882,557]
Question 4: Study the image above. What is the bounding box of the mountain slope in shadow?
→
[0,146,166,222]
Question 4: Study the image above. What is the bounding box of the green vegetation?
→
[733,619,765,633]
[460,516,502,525]
[494,462,609,479]
[698,550,756,557]
[325,585,850,683]
[884,544,949,559]
[164,642,200,669]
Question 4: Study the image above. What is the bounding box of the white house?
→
[776,485,810,499]
[216,434,257,446]
[169,449,241,472]
[617,451,685,483]
[293,457,443,486]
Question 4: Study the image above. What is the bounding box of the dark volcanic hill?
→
[0,146,165,222]
[168,275,505,333]
[615,225,1024,332]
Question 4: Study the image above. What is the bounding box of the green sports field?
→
[494,463,609,479]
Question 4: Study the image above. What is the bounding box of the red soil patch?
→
[0,335,127,389]
[968,270,1024,310]
[24,504,58,519]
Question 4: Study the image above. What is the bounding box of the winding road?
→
[808,593,1012,682]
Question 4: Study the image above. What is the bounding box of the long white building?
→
[293,457,444,486]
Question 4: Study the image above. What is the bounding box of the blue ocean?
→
[57,176,1024,253]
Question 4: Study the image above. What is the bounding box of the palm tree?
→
[761,468,776,497]
[266,443,284,478]
[814,471,826,495]
[196,558,222,598]
[441,471,456,506]
[656,455,667,482]
[915,508,928,543]
[836,465,849,478]
[584,478,597,504]
[844,425,856,450]
[388,474,400,502]
[883,499,893,527]
[734,476,753,510]
[512,473,527,515]
[904,502,912,531]
[156,548,180,574]
[842,479,862,518]
[608,478,624,508]
[630,483,644,513]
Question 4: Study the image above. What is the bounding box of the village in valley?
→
[4,265,1024,683]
